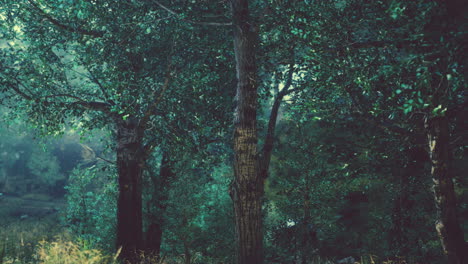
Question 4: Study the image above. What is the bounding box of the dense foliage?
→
[0,0,466,263]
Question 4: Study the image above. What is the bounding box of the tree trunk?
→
[183,238,191,264]
[422,1,467,262]
[145,223,162,259]
[116,118,145,262]
[425,116,467,264]
[259,94,283,181]
[230,0,262,263]
[259,61,294,181]
[390,163,414,257]
[145,151,175,259]
[301,189,311,264]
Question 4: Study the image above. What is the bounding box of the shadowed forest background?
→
[0,0,467,264]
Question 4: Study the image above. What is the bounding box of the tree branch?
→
[71,100,112,113]
[27,0,105,37]
[8,83,33,101]
[40,93,87,102]
[96,154,116,165]
[153,0,232,26]
[342,39,420,49]
[8,79,111,114]
[259,51,296,178]
[88,70,111,102]
[343,85,412,136]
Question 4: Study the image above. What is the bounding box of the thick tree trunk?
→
[230,0,262,263]
[425,116,467,264]
[116,118,145,262]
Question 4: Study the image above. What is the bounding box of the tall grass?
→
[0,218,64,264]
[0,217,412,264]
[36,239,120,264]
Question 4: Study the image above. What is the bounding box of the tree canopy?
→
[0,0,466,264]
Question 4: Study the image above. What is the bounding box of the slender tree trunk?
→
[230,0,262,263]
[180,213,192,264]
[425,116,467,264]
[390,164,414,257]
[259,60,294,181]
[145,151,175,259]
[183,238,191,264]
[145,223,162,258]
[259,94,283,180]
[301,189,311,264]
[116,118,145,262]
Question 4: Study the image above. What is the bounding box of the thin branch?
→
[143,137,160,156]
[27,0,104,37]
[153,0,232,26]
[40,93,87,102]
[83,65,112,103]
[9,83,33,101]
[278,62,295,97]
[343,39,420,49]
[96,155,116,165]
[9,78,111,114]
[71,100,111,113]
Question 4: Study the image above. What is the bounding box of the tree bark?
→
[423,1,467,262]
[145,223,163,259]
[116,118,145,262]
[145,151,175,259]
[230,0,263,263]
[259,93,284,181]
[301,189,311,264]
[390,171,412,256]
[425,116,467,264]
[259,59,294,180]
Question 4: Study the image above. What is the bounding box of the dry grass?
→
[36,239,120,264]
[0,218,66,263]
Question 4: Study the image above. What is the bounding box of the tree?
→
[421,2,467,263]
[1,0,233,261]
[290,1,467,262]
[229,0,263,263]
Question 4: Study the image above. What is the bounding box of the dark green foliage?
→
[0,0,466,263]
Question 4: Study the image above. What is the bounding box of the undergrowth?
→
[0,218,415,264]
